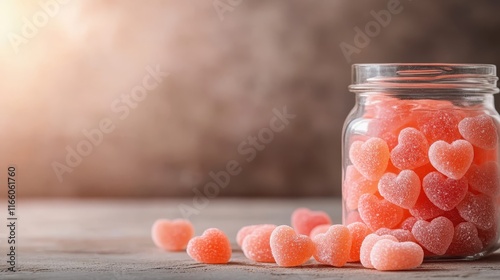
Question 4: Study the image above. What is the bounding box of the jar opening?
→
[349,63,499,94]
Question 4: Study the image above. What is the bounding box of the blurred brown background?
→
[1,0,500,198]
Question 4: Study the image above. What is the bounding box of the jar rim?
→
[349,63,499,94]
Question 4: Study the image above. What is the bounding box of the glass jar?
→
[342,63,500,260]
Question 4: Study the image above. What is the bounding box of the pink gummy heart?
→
[310,224,331,239]
[236,224,275,247]
[378,170,421,209]
[446,222,483,256]
[312,225,352,267]
[270,225,314,267]
[291,207,332,236]
[458,114,498,150]
[428,140,474,180]
[345,211,363,225]
[442,208,466,225]
[422,171,468,211]
[375,228,417,243]
[347,222,372,262]
[187,228,232,264]
[242,225,277,263]
[409,190,445,220]
[412,216,454,255]
[400,217,418,231]
[360,233,398,268]
[151,219,194,251]
[466,162,500,196]
[344,165,378,210]
[390,128,429,170]
[417,110,463,144]
[358,194,404,231]
[456,192,496,230]
[370,239,424,271]
[477,221,498,248]
[349,138,390,181]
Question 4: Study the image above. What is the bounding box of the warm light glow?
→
[0,1,21,48]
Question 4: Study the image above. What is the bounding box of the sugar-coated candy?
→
[417,110,463,143]
[378,170,421,209]
[347,222,371,262]
[345,211,363,224]
[360,233,398,268]
[400,217,418,231]
[412,217,454,255]
[237,224,275,247]
[312,225,352,267]
[466,162,500,197]
[446,222,483,255]
[473,145,498,164]
[422,171,468,211]
[428,140,474,180]
[409,190,445,220]
[390,128,429,170]
[477,222,499,248]
[376,228,417,243]
[151,219,194,251]
[187,228,231,264]
[442,208,466,225]
[310,224,331,239]
[370,239,424,271]
[344,165,378,210]
[349,138,390,181]
[456,192,496,231]
[242,225,277,263]
[458,114,498,150]
[358,194,403,231]
[291,207,332,236]
[270,225,314,267]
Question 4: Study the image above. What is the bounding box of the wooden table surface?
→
[3,198,500,279]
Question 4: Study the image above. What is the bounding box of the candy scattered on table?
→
[312,225,352,267]
[236,224,275,247]
[370,239,424,271]
[347,222,372,262]
[270,225,315,267]
[151,219,194,251]
[375,228,417,243]
[186,228,232,264]
[291,207,332,236]
[310,224,331,239]
[241,225,277,263]
[360,233,398,268]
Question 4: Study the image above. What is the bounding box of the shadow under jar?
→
[342,63,500,260]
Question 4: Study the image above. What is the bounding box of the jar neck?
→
[356,92,496,111]
[349,64,499,95]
